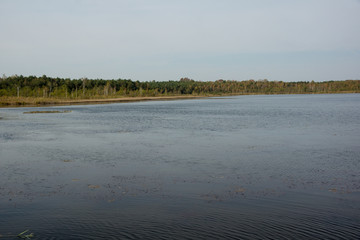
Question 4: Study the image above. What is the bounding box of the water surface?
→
[0,94,359,239]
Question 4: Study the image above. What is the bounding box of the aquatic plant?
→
[17,230,34,239]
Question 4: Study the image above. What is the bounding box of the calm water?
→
[0,94,359,239]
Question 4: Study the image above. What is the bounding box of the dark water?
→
[0,94,359,239]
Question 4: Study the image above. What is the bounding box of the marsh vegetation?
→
[1,75,359,106]
[23,110,72,114]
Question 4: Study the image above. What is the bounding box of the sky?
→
[0,0,360,82]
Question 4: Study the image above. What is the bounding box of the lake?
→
[0,94,359,239]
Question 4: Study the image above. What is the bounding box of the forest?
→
[0,75,359,100]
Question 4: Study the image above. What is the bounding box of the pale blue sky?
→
[1,0,359,82]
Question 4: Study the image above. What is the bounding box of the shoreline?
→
[0,92,358,108]
[0,95,210,108]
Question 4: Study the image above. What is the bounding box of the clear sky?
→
[1,0,359,82]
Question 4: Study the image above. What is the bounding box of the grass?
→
[0,95,209,107]
[1,91,358,107]
[23,110,72,114]
[0,97,64,106]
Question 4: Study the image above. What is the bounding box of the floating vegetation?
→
[234,188,246,193]
[200,193,223,202]
[0,230,34,239]
[63,159,72,162]
[23,110,72,114]
[88,185,100,189]
[17,230,34,239]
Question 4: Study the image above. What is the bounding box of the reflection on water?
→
[0,94,360,239]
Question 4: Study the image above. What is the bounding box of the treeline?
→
[0,75,359,98]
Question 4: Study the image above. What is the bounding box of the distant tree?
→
[82,77,88,97]
[179,77,194,82]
